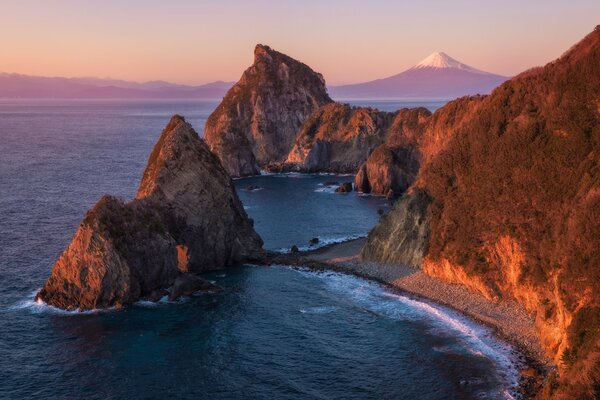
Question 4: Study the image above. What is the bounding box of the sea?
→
[0,99,521,399]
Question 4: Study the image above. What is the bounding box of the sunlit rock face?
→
[361,27,600,399]
[37,116,263,310]
[204,44,332,177]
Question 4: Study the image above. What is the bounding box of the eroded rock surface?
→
[37,115,263,310]
[204,44,332,177]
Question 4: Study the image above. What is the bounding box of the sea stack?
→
[36,115,263,310]
[361,26,600,398]
[204,44,333,177]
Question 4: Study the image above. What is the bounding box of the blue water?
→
[0,99,521,399]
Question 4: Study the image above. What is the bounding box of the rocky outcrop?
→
[204,44,332,177]
[280,103,396,172]
[361,27,600,399]
[37,115,263,310]
[354,107,431,196]
[361,189,431,266]
[354,145,415,198]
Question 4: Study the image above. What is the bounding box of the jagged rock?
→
[335,182,353,193]
[309,237,320,246]
[290,245,299,253]
[283,103,397,172]
[204,44,332,177]
[168,274,222,301]
[36,115,263,310]
[361,189,431,267]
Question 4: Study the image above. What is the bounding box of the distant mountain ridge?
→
[329,52,508,99]
[0,73,234,99]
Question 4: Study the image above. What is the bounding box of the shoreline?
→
[261,237,550,397]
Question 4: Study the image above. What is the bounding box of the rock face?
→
[354,145,414,198]
[361,189,431,267]
[354,107,431,197]
[37,115,263,310]
[362,27,600,399]
[281,103,396,172]
[204,44,332,177]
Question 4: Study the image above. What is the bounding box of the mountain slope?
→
[329,52,507,99]
[0,73,233,98]
[362,26,600,399]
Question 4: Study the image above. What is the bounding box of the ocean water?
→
[0,99,521,399]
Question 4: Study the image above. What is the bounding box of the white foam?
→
[314,186,337,193]
[10,289,111,315]
[299,305,338,314]
[289,267,521,399]
[276,233,367,253]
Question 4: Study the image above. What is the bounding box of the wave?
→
[276,233,367,253]
[289,267,521,400]
[314,186,337,193]
[9,289,112,315]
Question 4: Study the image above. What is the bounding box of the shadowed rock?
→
[36,115,263,310]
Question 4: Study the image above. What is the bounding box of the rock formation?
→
[280,103,396,172]
[354,145,414,198]
[362,26,600,399]
[354,108,430,197]
[361,189,431,266]
[37,115,263,310]
[204,44,332,177]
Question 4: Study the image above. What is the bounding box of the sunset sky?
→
[1,0,599,85]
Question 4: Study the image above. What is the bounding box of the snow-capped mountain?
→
[329,52,507,100]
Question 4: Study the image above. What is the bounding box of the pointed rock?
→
[204,44,333,177]
[36,116,263,310]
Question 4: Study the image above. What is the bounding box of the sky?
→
[1,0,598,85]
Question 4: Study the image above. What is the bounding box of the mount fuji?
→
[328,52,508,100]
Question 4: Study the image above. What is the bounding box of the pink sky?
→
[1,0,598,85]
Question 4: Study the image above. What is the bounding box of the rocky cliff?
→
[204,44,332,177]
[37,115,263,310]
[362,27,600,399]
[354,108,430,196]
[279,103,396,172]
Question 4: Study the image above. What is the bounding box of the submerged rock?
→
[36,115,263,310]
[168,274,222,301]
[204,44,332,177]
